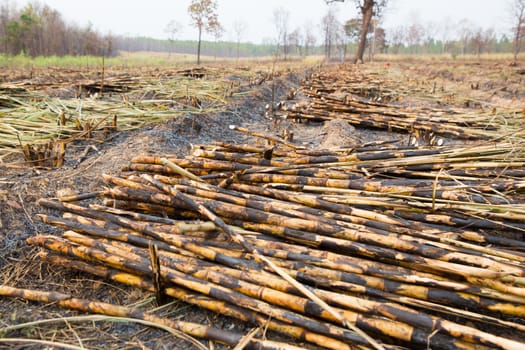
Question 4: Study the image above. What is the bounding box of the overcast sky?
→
[11,0,512,43]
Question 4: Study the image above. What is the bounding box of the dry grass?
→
[376,52,519,62]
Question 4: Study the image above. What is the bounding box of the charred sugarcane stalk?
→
[37,210,525,310]
[284,66,519,140]
[139,173,385,350]
[0,284,306,350]
[27,235,396,348]
[65,228,525,347]
[38,252,376,350]
[28,232,519,350]
[86,230,525,348]
[96,178,525,283]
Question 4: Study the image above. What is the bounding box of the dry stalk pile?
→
[275,66,524,142]
[0,67,246,164]
[27,137,525,349]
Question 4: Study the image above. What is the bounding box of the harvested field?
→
[1,57,525,349]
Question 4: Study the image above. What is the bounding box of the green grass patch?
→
[0,52,198,69]
[0,51,327,70]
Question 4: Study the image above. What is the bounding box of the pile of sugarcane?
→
[28,138,525,349]
[277,66,524,141]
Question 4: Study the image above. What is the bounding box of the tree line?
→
[114,36,286,58]
[320,0,524,62]
[270,3,516,62]
[386,21,513,57]
[0,2,114,57]
[0,0,523,62]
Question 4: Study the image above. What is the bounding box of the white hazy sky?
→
[11,0,512,43]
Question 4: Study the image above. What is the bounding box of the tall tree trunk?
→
[514,23,522,61]
[197,25,202,65]
[513,3,525,62]
[354,0,374,64]
[284,35,288,61]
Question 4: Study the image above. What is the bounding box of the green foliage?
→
[387,35,515,56]
[4,3,41,56]
[0,2,113,57]
[344,18,361,43]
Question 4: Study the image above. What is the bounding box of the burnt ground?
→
[1,57,524,349]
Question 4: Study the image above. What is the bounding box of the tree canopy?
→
[188,0,220,65]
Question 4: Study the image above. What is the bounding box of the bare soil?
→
[1,57,524,349]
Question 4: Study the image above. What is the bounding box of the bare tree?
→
[165,20,183,57]
[388,25,405,54]
[40,5,66,56]
[321,5,340,59]
[188,0,220,65]
[374,26,386,54]
[470,27,484,58]
[303,20,317,56]
[439,17,453,54]
[457,19,473,55]
[233,20,247,61]
[288,27,303,56]
[422,21,438,54]
[406,22,424,54]
[337,23,351,61]
[470,27,495,58]
[510,0,525,61]
[326,0,388,63]
[272,6,290,60]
